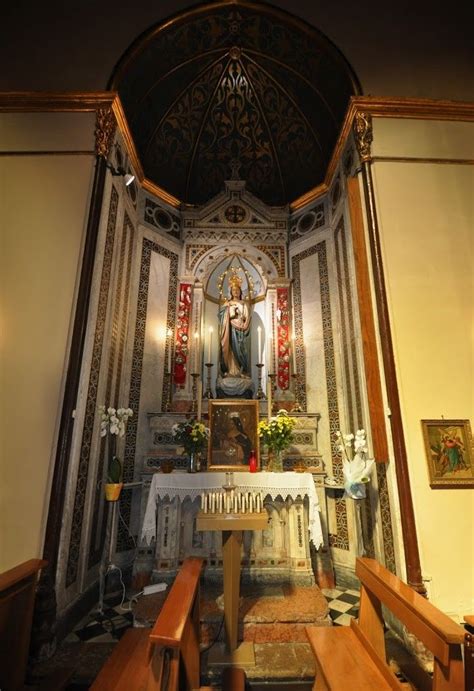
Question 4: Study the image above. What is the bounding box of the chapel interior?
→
[1,0,473,689]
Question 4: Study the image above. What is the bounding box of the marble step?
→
[134,582,331,644]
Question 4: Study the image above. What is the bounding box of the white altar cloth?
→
[141,471,323,549]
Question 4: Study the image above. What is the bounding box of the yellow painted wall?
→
[372,118,474,618]
[0,113,95,571]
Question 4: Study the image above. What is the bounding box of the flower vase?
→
[187,451,198,473]
[342,453,374,499]
[269,448,284,472]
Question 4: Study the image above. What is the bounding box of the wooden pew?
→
[0,558,47,691]
[306,557,467,691]
[92,556,246,690]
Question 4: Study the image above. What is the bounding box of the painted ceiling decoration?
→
[111,1,360,207]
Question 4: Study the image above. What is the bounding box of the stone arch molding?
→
[194,245,278,303]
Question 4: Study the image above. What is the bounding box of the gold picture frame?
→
[421,419,474,488]
[208,400,259,471]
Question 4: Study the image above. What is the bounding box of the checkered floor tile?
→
[322,587,360,626]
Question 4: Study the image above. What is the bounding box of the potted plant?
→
[258,409,296,472]
[337,428,374,499]
[172,419,210,472]
[99,405,133,500]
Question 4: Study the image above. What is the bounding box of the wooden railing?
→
[0,558,47,691]
[306,557,468,690]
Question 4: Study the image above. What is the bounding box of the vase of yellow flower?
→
[172,419,210,473]
[258,409,296,472]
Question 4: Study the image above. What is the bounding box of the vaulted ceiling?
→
[111,1,360,207]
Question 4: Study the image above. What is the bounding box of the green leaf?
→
[108,455,122,483]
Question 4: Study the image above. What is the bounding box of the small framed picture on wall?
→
[421,419,474,488]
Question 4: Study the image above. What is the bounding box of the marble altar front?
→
[137,471,323,586]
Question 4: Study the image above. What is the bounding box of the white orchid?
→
[98,405,134,484]
[99,405,133,437]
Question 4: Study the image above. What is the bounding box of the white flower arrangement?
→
[98,405,133,483]
[336,428,374,499]
[99,405,133,438]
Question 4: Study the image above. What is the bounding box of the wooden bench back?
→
[0,558,47,691]
[355,557,466,691]
[148,556,204,690]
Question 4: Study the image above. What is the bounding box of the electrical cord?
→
[199,612,225,655]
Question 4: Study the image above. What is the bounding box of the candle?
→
[292,336,297,374]
[207,326,213,363]
[268,336,273,374]
[267,377,272,420]
[197,380,202,421]
[257,326,262,362]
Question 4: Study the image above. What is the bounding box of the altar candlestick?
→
[197,380,202,420]
[207,326,213,363]
[267,378,272,420]
[193,331,199,372]
[257,326,262,361]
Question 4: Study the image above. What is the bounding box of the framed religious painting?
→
[421,419,474,488]
[208,400,259,471]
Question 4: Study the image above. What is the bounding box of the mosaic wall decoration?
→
[291,241,349,550]
[256,245,286,276]
[144,197,180,239]
[376,463,396,572]
[186,244,211,273]
[88,213,135,570]
[174,283,192,386]
[276,287,291,390]
[289,203,325,240]
[66,187,119,588]
[117,238,179,552]
[334,217,363,432]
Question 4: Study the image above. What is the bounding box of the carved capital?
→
[95,107,117,158]
[353,111,373,162]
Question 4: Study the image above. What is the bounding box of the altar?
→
[140,471,323,586]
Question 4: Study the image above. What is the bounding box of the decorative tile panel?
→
[66,187,118,587]
[117,238,179,552]
[291,241,349,549]
[88,213,135,570]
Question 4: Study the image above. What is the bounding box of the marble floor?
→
[29,585,360,689]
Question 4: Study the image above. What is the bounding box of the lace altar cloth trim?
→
[141,471,323,549]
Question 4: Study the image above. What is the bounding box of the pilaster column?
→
[31,106,115,659]
[353,111,425,593]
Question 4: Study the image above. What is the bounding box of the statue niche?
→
[216,269,255,399]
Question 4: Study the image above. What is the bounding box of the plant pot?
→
[104,482,123,501]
